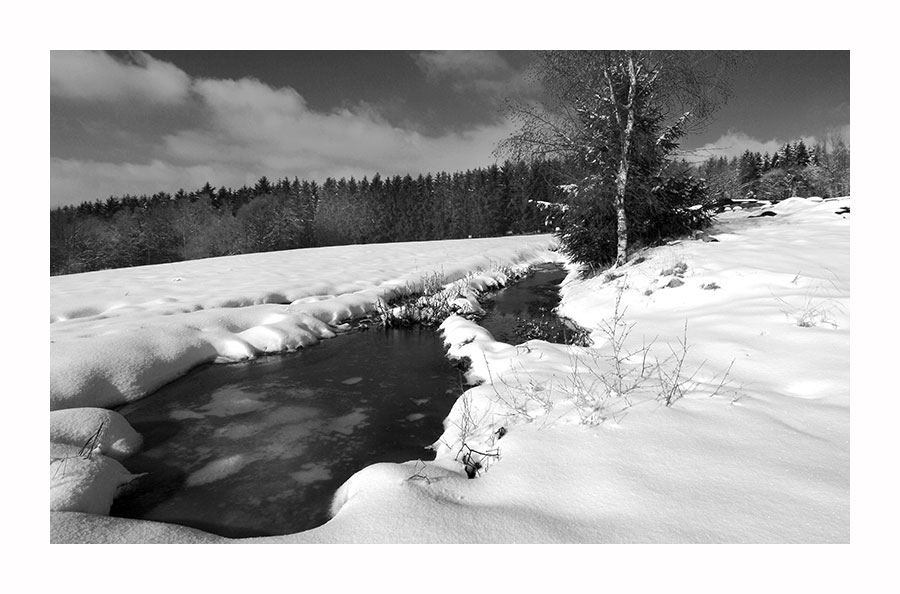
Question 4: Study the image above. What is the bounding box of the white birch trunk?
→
[613,55,637,267]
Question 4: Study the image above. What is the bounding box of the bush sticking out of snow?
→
[660,261,688,277]
[374,265,525,329]
[374,270,462,327]
[513,315,592,347]
[441,392,503,478]
[773,271,846,329]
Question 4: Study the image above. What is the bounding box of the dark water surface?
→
[110,262,569,538]
[111,327,464,538]
[478,262,570,344]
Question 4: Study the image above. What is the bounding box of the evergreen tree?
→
[254,176,272,195]
[738,150,762,196]
[794,140,810,167]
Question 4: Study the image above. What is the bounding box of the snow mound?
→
[50,408,143,460]
[50,512,225,544]
[50,444,143,515]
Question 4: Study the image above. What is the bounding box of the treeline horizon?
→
[696,136,850,203]
[50,137,850,276]
[50,160,569,275]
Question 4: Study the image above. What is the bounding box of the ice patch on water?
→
[213,422,261,440]
[328,410,368,435]
[290,464,332,485]
[200,387,271,417]
[405,413,426,422]
[260,439,306,460]
[261,425,314,459]
[290,387,318,400]
[186,454,258,486]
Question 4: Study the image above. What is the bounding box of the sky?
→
[49,50,849,208]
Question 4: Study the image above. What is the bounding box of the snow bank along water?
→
[50,235,556,411]
[51,198,849,543]
[421,196,849,542]
[105,263,579,538]
[49,235,557,523]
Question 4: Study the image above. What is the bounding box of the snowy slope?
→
[49,198,850,544]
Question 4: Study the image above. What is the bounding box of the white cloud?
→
[171,75,514,179]
[687,129,834,163]
[50,73,518,206]
[51,51,191,104]
[689,131,781,162]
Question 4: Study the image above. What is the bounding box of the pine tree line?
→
[696,136,850,204]
[50,160,568,275]
[49,136,850,276]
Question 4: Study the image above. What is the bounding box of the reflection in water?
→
[111,327,464,538]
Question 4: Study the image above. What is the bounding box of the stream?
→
[110,262,569,538]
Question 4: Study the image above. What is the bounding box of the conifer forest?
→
[50,137,848,276]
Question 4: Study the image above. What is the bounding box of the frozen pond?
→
[111,327,463,538]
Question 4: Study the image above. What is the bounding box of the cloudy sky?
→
[50,50,849,208]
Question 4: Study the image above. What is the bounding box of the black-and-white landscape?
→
[48,42,851,576]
